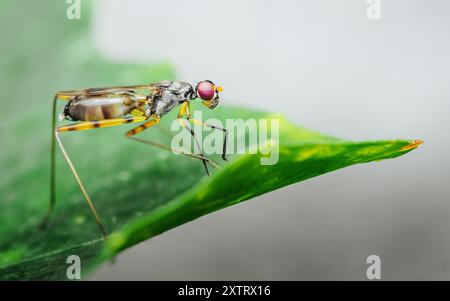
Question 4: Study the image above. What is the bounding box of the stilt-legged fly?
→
[40,80,227,238]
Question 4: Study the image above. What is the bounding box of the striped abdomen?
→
[63,94,142,121]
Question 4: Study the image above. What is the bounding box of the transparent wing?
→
[56,84,158,98]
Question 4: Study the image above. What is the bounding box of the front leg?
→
[177,102,211,175]
[183,102,228,161]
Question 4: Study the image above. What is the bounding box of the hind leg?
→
[40,114,147,238]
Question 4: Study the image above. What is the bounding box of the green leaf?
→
[0,1,422,280]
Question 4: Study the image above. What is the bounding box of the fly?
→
[39,80,226,238]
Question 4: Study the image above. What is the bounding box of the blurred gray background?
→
[90,0,450,280]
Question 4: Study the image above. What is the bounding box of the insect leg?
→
[54,130,108,238]
[184,103,228,161]
[127,135,220,169]
[42,116,147,238]
[177,118,210,176]
[125,115,161,137]
[177,101,210,176]
[40,93,72,231]
[125,115,217,167]
[126,107,216,173]
[177,102,212,175]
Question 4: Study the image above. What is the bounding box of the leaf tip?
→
[402,139,424,151]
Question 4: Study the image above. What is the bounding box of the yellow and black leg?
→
[125,114,220,170]
[187,117,228,161]
[177,118,210,175]
[176,102,212,175]
[41,114,147,238]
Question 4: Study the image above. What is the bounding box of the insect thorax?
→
[150,81,196,117]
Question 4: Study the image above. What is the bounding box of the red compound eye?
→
[196,81,215,101]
